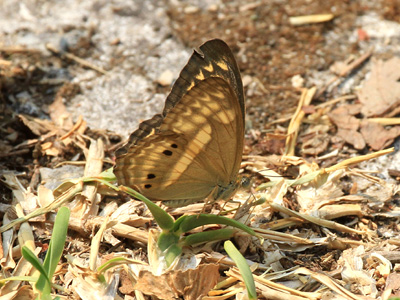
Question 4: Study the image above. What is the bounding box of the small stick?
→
[315,49,373,99]
[46,43,107,75]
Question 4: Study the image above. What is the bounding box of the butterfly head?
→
[240,175,252,189]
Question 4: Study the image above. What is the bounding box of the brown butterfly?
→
[114,39,245,207]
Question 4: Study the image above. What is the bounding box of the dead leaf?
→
[358,57,400,117]
[134,263,220,300]
[119,270,135,295]
[300,124,331,155]
[385,272,400,291]
[255,134,286,155]
[19,114,56,136]
[327,104,367,149]
[337,128,366,150]
[328,104,362,131]
[360,119,400,150]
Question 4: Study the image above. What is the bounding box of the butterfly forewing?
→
[114,39,245,207]
[161,77,243,181]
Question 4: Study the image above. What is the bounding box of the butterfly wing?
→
[163,39,244,121]
[114,39,244,206]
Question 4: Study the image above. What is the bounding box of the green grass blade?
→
[0,275,37,285]
[97,257,147,274]
[224,241,257,300]
[36,206,70,292]
[122,186,174,230]
[177,214,256,237]
[21,246,51,284]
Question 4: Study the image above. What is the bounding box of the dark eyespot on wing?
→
[147,174,156,179]
[171,144,178,148]
[144,184,152,189]
[163,150,173,156]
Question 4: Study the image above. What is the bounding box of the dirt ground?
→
[2,0,400,299]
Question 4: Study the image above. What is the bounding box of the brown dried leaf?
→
[296,170,344,214]
[328,104,362,131]
[385,272,400,290]
[134,263,220,300]
[119,270,135,295]
[327,104,367,149]
[360,119,400,150]
[19,114,56,136]
[317,204,363,220]
[301,124,330,155]
[358,57,400,117]
[337,128,366,150]
[0,285,35,300]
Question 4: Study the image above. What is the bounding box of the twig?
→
[0,46,41,54]
[314,49,373,99]
[46,43,108,75]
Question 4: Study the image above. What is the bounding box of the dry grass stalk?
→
[289,14,334,26]
[285,87,317,156]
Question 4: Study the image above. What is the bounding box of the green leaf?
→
[97,257,146,274]
[97,167,117,181]
[182,228,235,246]
[224,241,257,300]
[164,243,182,267]
[0,275,37,285]
[157,232,180,252]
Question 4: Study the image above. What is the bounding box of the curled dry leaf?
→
[18,114,56,136]
[295,170,344,214]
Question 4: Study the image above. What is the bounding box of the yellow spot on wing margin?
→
[203,62,214,72]
[216,61,228,71]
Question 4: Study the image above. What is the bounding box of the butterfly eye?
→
[241,176,252,189]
